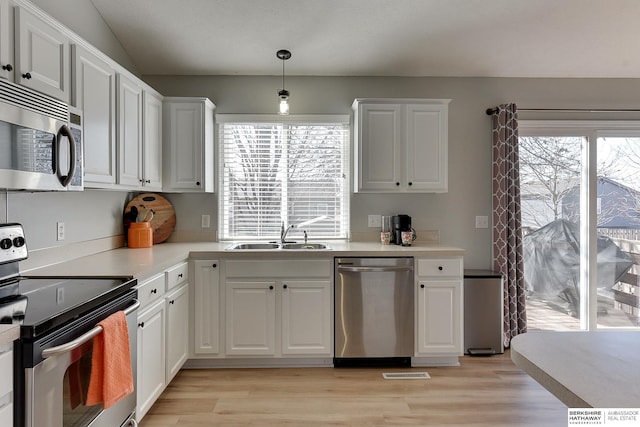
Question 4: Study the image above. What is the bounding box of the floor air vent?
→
[382,372,430,379]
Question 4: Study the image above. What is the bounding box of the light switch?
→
[475,216,489,229]
[368,215,382,228]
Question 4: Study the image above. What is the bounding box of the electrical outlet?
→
[368,214,382,228]
[57,222,65,240]
[475,216,489,229]
[201,214,211,228]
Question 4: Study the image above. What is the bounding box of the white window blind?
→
[218,115,349,241]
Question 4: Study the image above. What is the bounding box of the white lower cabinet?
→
[192,260,220,354]
[415,257,463,364]
[192,258,332,362]
[135,261,189,422]
[136,298,165,421]
[225,279,332,357]
[165,282,189,382]
[416,280,462,354]
[281,280,332,355]
[226,281,276,356]
[0,343,13,425]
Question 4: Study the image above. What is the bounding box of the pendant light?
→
[276,49,291,115]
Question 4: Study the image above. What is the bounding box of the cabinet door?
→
[0,0,14,81]
[416,280,462,355]
[405,103,448,192]
[136,300,166,422]
[225,281,276,356]
[356,103,402,192]
[193,260,220,354]
[143,91,163,190]
[281,280,332,355]
[15,6,69,102]
[165,283,189,382]
[72,44,117,185]
[117,73,143,187]
[163,101,204,191]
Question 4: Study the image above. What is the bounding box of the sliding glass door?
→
[596,134,640,328]
[519,122,640,331]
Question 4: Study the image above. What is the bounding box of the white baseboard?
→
[184,357,334,369]
[411,356,461,367]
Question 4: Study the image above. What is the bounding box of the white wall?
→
[5,190,131,249]
[28,0,139,74]
[144,75,640,268]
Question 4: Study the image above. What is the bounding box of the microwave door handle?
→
[41,299,140,359]
[56,124,76,187]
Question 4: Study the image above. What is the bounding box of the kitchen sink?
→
[281,243,330,250]
[226,242,331,250]
[227,243,281,250]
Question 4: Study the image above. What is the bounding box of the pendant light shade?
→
[276,49,291,115]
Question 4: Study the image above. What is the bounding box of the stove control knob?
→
[12,236,25,247]
[0,238,11,250]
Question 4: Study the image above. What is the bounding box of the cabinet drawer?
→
[166,262,188,291]
[136,273,165,308]
[0,347,12,398]
[417,258,462,277]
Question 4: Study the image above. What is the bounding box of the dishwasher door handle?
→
[337,266,414,273]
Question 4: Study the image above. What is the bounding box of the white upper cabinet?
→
[353,98,450,193]
[163,97,215,192]
[117,72,143,187]
[72,44,117,185]
[142,90,163,190]
[0,0,14,81]
[14,5,70,102]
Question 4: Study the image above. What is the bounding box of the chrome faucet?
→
[280,222,294,244]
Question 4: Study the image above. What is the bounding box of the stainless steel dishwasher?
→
[334,257,414,367]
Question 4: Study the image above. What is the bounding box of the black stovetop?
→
[0,275,136,339]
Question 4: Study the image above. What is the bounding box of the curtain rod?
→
[485,107,640,115]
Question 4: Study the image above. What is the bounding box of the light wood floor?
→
[139,351,567,426]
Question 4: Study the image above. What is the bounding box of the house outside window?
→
[217,115,350,241]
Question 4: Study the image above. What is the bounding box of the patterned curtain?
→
[490,103,527,347]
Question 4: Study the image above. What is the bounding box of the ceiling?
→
[89,0,640,78]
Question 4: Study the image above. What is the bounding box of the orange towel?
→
[86,311,134,409]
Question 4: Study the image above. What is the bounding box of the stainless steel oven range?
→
[0,223,139,427]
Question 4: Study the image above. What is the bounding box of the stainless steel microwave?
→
[0,78,83,191]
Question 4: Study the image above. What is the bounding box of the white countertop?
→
[25,240,465,282]
[511,331,640,408]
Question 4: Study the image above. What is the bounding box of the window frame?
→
[216,114,351,242]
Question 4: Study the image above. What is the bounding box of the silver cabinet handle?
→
[41,299,140,359]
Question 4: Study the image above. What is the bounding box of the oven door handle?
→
[41,299,140,359]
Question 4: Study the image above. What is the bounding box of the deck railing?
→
[599,228,640,317]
